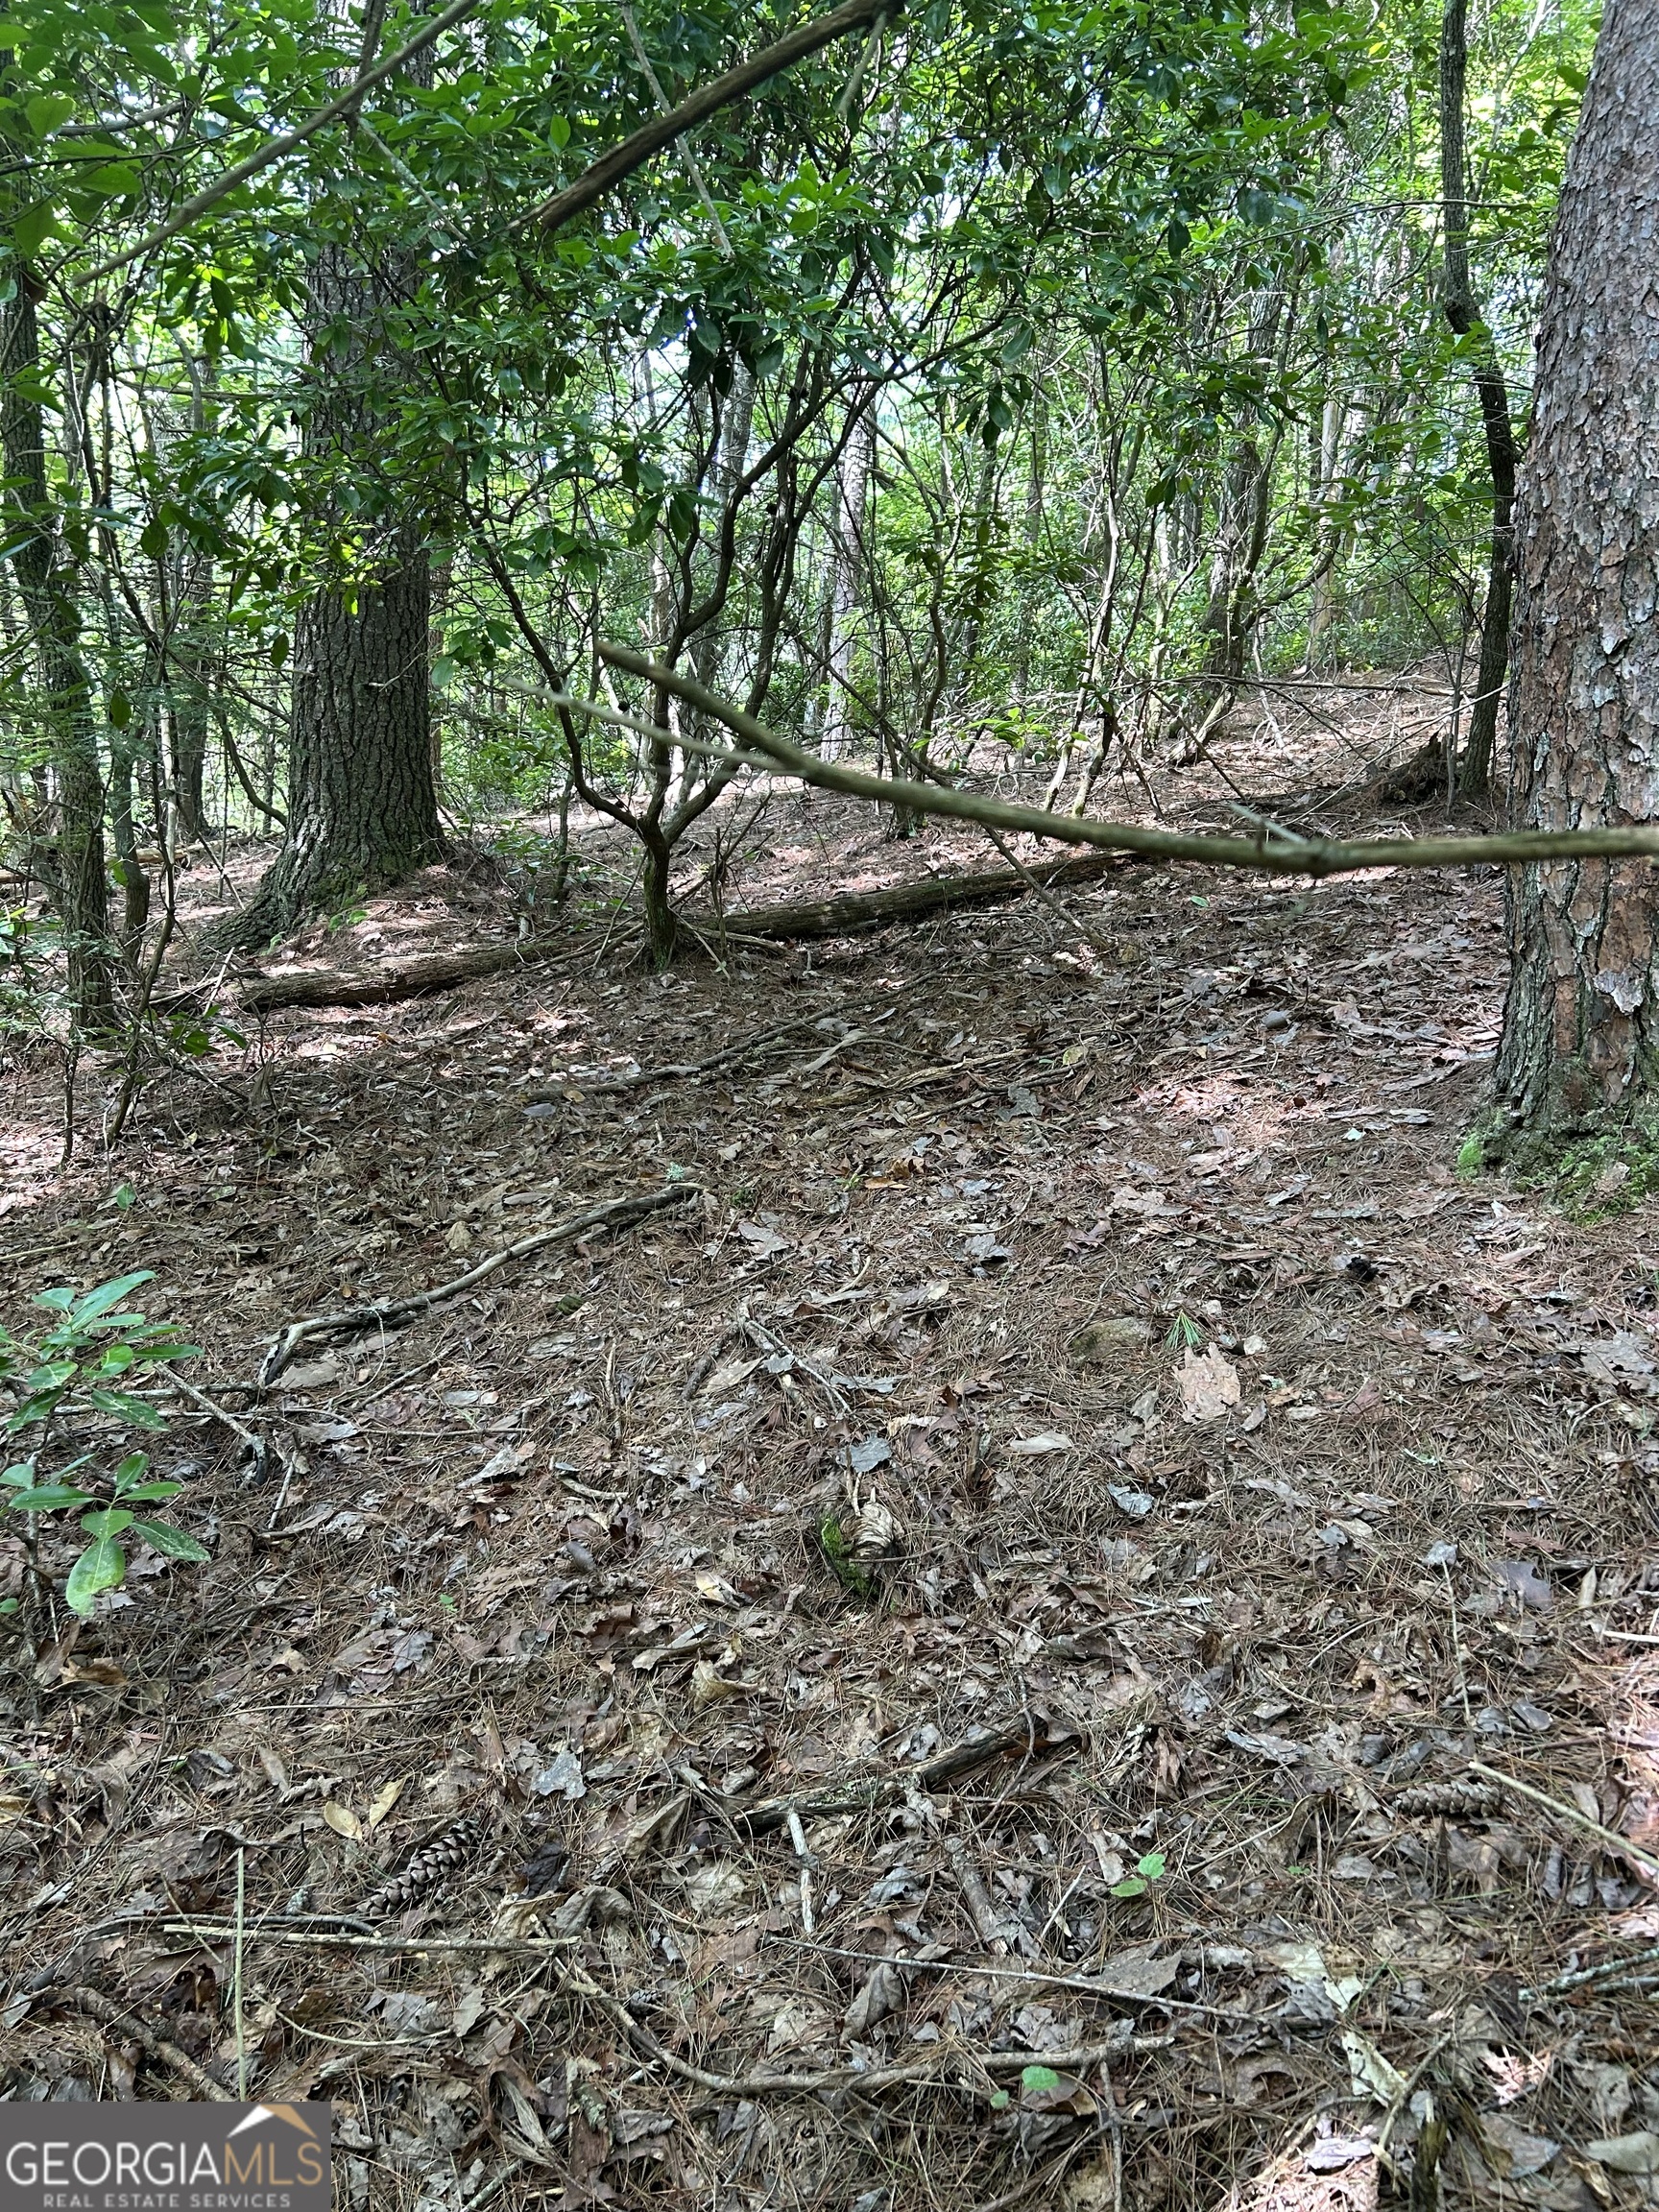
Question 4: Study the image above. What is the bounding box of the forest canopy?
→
[0,0,1603,978]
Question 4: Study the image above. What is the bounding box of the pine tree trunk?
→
[232,67,441,945]
[1483,0,1659,1166]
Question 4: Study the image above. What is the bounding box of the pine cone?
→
[1391,1778,1503,1819]
[360,1814,483,1920]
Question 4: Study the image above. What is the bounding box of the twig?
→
[258,1183,700,1385]
[559,1954,1168,2099]
[162,1918,578,1960]
[523,1011,833,1103]
[760,1935,1256,2024]
[1522,1940,1659,2002]
[734,1711,1071,1837]
[53,1985,236,2102]
[1467,1759,1659,1888]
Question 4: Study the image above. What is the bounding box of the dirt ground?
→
[3,681,1659,2212]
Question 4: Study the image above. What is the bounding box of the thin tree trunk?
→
[1483,0,1659,1165]
[1440,0,1518,802]
[0,276,110,1015]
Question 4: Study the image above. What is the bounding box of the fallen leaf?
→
[323,1799,363,1842]
[843,1961,906,2038]
[1585,2134,1659,2175]
[1006,1431,1074,1456]
[367,1776,407,1829]
[1341,2027,1407,2104]
[1178,1344,1241,1422]
[690,1659,747,1710]
[1090,1946,1178,2001]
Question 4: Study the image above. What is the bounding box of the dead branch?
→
[258,1183,701,1386]
[163,1920,577,1960]
[695,849,1130,941]
[162,935,572,1014]
[525,1008,836,1103]
[52,1985,237,2102]
[593,646,1659,877]
[735,1710,1061,1837]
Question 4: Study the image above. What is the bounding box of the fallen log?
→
[162,852,1126,1013]
[697,847,1130,941]
[158,934,569,1014]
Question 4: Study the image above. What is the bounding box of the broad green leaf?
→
[84,1389,167,1428]
[69,1271,155,1324]
[1021,2066,1062,2093]
[130,1519,210,1562]
[111,1479,181,1503]
[5,1484,94,1511]
[80,1507,133,1537]
[12,202,57,257]
[25,92,74,135]
[65,1535,126,1614]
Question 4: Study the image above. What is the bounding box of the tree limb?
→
[522,0,902,234]
[591,647,1659,877]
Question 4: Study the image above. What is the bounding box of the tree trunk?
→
[232,47,441,946]
[1440,0,1519,803]
[0,276,111,1016]
[1482,0,1659,1168]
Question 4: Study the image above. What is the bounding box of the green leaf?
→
[12,202,57,257]
[70,1272,155,1324]
[2,1460,36,1488]
[1136,1851,1166,1882]
[1021,2066,1062,2093]
[108,686,133,730]
[84,1390,167,1428]
[129,1518,210,1562]
[5,1484,94,1512]
[25,92,74,135]
[138,518,168,559]
[64,1535,126,1614]
[111,1451,150,1485]
[80,1507,133,1537]
[111,1479,181,1503]
[1109,1875,1148,1898]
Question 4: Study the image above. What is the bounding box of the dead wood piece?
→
[258,1182,699,1386]
[54,1984,236,2102]
[1391,1778,1503,1819]
[172,936,570,1014]
[735,1710,1059,1838]
[163,1919,577,1960]
[947,1835,1020,1950]
[694,851,1130,943]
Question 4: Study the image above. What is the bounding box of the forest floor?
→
[3,679,1659,2212]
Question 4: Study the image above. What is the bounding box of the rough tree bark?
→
[1482,0,1659,1167]
[1440,0,1519,802]
[0,273,111,1016]
[231,46,441,946]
